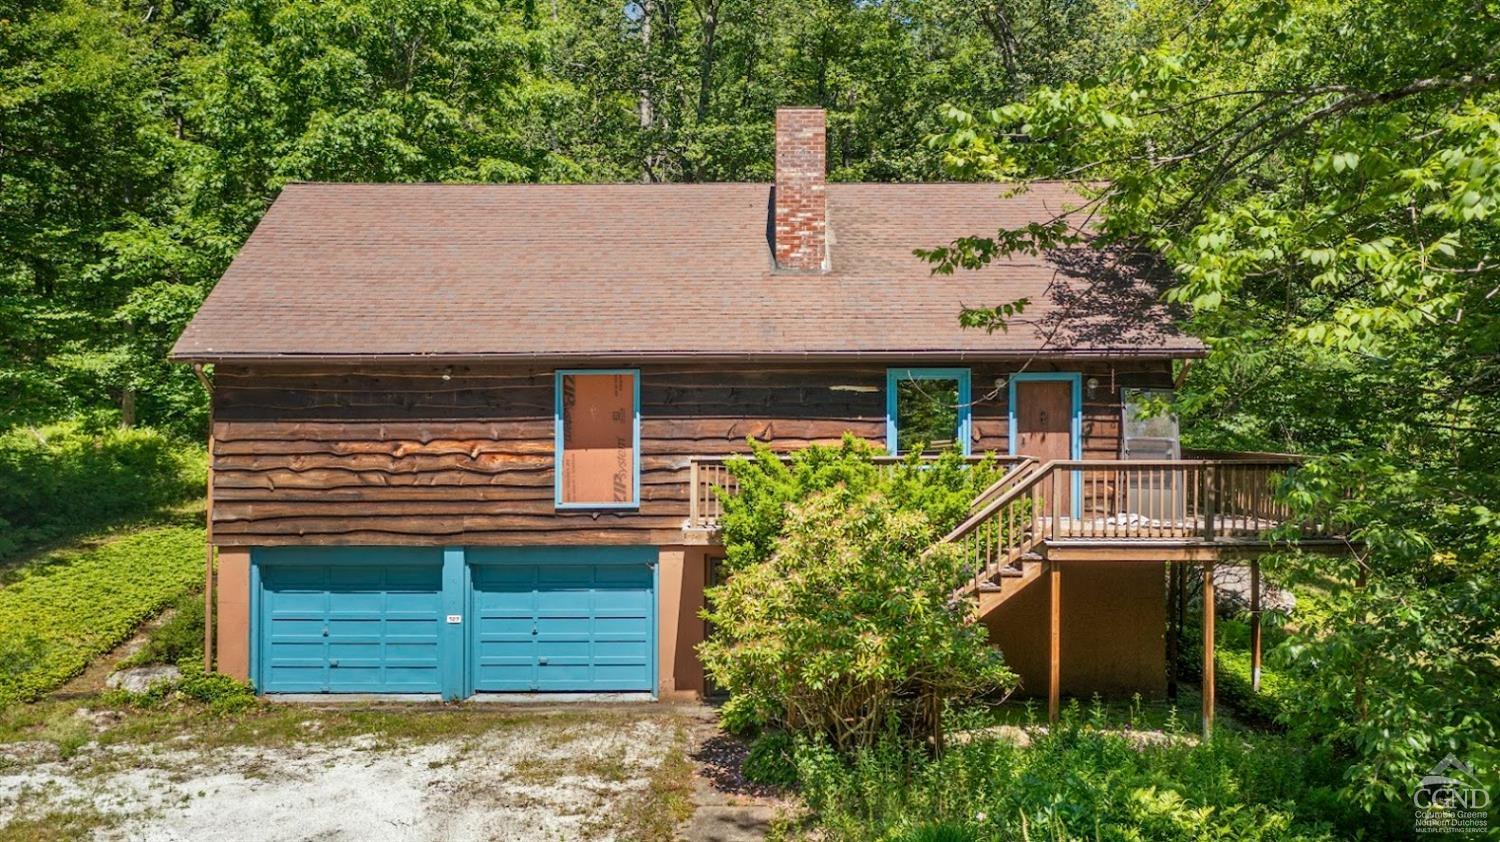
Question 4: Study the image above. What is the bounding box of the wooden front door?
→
[1014,380,1074,516]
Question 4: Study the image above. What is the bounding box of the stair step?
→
[1018,551,1044,562]
[995,566,1024,578]
[976,582,1004,593]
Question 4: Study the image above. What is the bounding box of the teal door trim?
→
[466,546,658,696]
[248,558,262,694]
[1007,372,1083,518]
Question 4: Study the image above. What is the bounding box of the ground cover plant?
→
[0,524,205,707]
[116,588,206,671]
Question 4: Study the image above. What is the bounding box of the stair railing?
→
[966,456,1039,513]
[936,460,1061,597]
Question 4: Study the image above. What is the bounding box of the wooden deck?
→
[687,453,1352,736]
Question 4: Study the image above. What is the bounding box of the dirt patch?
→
[0,707,691,841]
[679,709,799,842]
[52,608,180,701]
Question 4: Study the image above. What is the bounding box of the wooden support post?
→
[1202,563,1215,739]
[1048,559,1061,724]
[688,459,700,526]
[1249,558,1262,693]
[1165,562,1179,700]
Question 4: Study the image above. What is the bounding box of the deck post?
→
[1048,558,1061,724]
[1165,561,1180,700]
[1202,562,1216,739]
[1051,468,1061,540]
[688,459,701,526]
[1201,465,1216,541]
[1249,558,1262,693]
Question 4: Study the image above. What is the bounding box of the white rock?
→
[105,665,182,694]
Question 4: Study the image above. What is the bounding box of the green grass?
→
[0,524,206,707]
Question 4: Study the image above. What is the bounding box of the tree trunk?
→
[638,0,656,183]
[120,388,136,428]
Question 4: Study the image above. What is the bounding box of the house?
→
[172,107,1335,723]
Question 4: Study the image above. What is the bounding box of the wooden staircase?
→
[974,551,1045,614]
[939,459,1051,618]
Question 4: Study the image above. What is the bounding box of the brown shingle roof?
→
[170,182,1203,362]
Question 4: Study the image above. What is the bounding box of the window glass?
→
[889,370,969,455]
[558,371,637,506]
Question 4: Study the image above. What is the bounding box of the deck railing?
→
[686,454,1026,528]
[689,454,1339,569]
[937,457,1338,594]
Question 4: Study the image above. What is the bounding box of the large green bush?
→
[701,487,1015,751]
[0,422,204,560]
[716,436,1001,573]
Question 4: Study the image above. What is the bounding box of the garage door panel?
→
[256,549,442,694]
[470,554,654,693]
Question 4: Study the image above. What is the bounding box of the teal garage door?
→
[469,548,655,692]
[254,548,443,694]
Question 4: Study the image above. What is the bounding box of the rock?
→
[106,664,181,694]
[0,740,62,765]
[73,707,124,731]
[1211,563,1296,614]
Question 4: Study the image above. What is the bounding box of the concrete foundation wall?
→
[984,562,1167,699]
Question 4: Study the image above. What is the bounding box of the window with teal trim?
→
[555,369,640,508]
[886,368,972,455]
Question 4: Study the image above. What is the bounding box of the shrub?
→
[894,824,980,842]
[792,708,1367,841]
[1180,617,1297,727]
[716,436,1001,573]
[173,667,257,714]
[0,421,204,561]
[700,488,1015,750]
[743,730,798,788]
[120,662,258,715]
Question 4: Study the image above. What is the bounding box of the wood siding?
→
[210,361,1172,546]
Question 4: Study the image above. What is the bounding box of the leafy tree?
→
[2,0,1142,437]
[924,0,1500,810]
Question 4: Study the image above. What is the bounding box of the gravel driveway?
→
[0,703,696,841]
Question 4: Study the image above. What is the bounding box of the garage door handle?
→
[538,657,548,665]
[330,659,339,668]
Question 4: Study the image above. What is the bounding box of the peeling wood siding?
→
[210,361,1173,546]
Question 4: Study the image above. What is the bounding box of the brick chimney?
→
[773,107,828,272]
